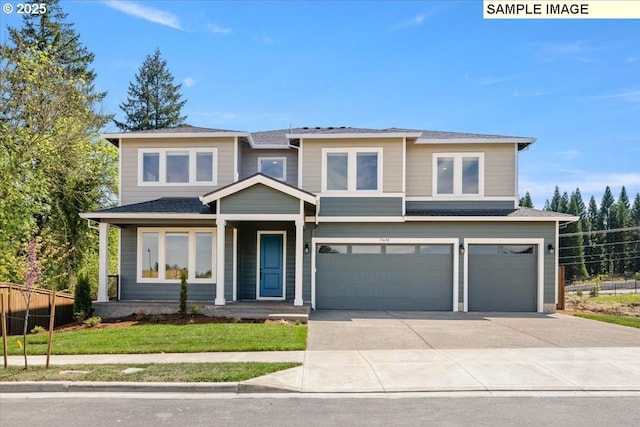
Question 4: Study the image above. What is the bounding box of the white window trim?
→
[138,148,218,186]
[432,152,484,197]
[137,227,217,283]
[321,147,383,193]
[257,156,287,181]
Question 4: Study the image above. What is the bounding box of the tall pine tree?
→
[115,48,187,131]
[631,193,640,274]
[519,192,533,208]
[585,196,601,276]
[560,192,588,280]
[611,187,631,275]
[598,187,616,277]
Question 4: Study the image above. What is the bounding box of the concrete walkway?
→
[3,347,640,394]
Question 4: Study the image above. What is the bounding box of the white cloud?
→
[479,75,517,86]
[391,14,427,30]
[104,1,181,30]
[532,40,596,63]
[520,172,640,207]
[625,57,639,63]
[253,33,274,44]
[204,23,232,35]
[557,150,580,160]
[587,90,640,103]
[183,77,196,88]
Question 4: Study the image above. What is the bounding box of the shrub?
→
[590,276,601,297]
[84,316,102,328]
[189,304,202,315]
[179,269,188,314]
[576,290,583,297]
[30,325,45,334]
[135,310,147,321]
[74,275,94,318]
[150,314,165,323]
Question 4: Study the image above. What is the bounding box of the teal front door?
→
[259,233,284,298]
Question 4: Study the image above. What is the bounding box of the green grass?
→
[1,323,307,355]
[0,362,299,382]
[587,294,640,303]
[575,313,640,329]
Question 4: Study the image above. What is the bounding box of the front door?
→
[258,232,285,299]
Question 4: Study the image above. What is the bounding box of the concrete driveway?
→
[308,311,640,350]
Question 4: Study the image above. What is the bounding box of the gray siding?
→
[219,184,301,214]
[312,221,557,306]
[119,227,217,301]
[236,222,297,301]
[319,197,403,216]
[406,142,516,198]
[406,200,516,211]
[120,137,236,205]
[301,138,404,193]
[240,142,298,187]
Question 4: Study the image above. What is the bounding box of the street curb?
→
[0,381,295,394]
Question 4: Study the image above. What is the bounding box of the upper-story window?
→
[322,148,382,192]
[139,148,217,186]
[433,153,484,196]
[258,157,286,181]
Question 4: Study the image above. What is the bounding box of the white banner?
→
[484,0,640,19]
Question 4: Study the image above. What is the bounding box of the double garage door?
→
[316,243,454,311]
[315,242,539,312]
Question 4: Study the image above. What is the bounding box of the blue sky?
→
[1,1,639,208]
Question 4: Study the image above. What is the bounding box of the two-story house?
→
[81,126,576,313]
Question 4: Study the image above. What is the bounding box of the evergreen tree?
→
[573,188,587,221]
[114,48,187,131]
[519,192,533,208]
[631,193,640,274]
[560,193,588,280]
[546,186,562,211]
[611,187,631,275]
[598,187,616,277]
[558,192,570,213]
[585,196,601,276]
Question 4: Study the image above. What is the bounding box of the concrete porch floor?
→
[93,300,310,322]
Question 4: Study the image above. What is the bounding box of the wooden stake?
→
[1,292,8,369]
[46,292,56,369]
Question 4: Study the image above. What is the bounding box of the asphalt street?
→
[2,394,640,427]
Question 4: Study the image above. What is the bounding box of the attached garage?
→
[315,242,455,310]
[467,241,541,312]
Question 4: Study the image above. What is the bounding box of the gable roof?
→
[406,207,578,222]
[102,125,248,147]
[200,173,317,206]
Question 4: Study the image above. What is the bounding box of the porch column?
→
[294,219,304,306]
[215,218,226,305]
[97,222,110,302]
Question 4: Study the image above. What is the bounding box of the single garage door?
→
[316,243,453,310]
[468,244,537,312]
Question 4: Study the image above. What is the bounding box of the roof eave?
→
[286,132,423,139]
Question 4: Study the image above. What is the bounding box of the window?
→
[351,245,382,254]
[318,245,347,254]
[418,245,452,255]
[258,157,286,181]
[323,148,382,192]
[433,153,484,196]
[139,148,217,185]
[386,245,416,254]
[138,228,216,282]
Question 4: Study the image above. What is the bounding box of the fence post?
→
[46,292,56,369]
[1,292,8,368]
[557,266,565,310]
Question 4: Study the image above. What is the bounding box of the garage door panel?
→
[468,246,537,312]
[316,248,453,311]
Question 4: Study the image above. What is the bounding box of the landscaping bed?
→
[562,293,640,318]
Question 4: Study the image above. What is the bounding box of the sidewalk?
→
[2,347,640,394]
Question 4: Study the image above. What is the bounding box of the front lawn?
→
[1,323,307,355]
[0,362,299,382]
[574,313,640,329]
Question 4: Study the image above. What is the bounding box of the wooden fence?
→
[557,266,566,310]
[0,283,75,336]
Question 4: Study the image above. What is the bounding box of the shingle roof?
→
[406,207,576,219]
[94,198,214,215]
[116,125,242,134]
